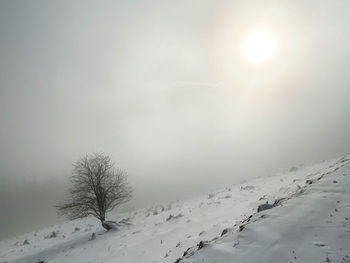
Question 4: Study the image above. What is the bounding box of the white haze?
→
[0,0,350,239]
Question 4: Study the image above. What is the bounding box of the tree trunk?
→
[100,215,112,231]
[102,221,113,231]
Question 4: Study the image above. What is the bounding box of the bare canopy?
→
[57,153,132,230]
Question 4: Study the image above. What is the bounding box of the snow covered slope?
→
[179,156,350,263]
[0,156,349,263]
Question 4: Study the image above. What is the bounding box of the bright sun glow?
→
[242,29,278,64]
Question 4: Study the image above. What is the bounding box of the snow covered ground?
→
[0,156,349,263]
[180,156,350,263]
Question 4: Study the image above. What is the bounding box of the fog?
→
[1,0,349,239]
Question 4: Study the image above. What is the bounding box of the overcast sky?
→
[1,0,350,239]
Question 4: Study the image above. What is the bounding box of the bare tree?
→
[57,153,133,230]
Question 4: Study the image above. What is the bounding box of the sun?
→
[242,29,278,64]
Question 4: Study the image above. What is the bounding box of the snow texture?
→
[0,156,349,263]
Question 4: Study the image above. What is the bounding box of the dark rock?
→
[198,241,207,249]
[221,228,230,236]
[257,202,274,212]
[167,214,182,221]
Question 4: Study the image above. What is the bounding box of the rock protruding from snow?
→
[166,213,183,221]
[257,202,274,212]
[220,228,232,237]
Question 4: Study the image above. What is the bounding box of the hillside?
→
[1,156,349,263]
[179,156,350,263]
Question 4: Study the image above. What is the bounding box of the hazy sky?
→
[1,0,350,238]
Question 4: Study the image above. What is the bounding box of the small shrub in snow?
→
[90,233,96,240]
[22,239,29,245]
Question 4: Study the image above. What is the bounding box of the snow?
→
[180,156,350,263]
[0,156,349,263]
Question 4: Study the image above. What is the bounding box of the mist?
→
[1,0,349,239]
